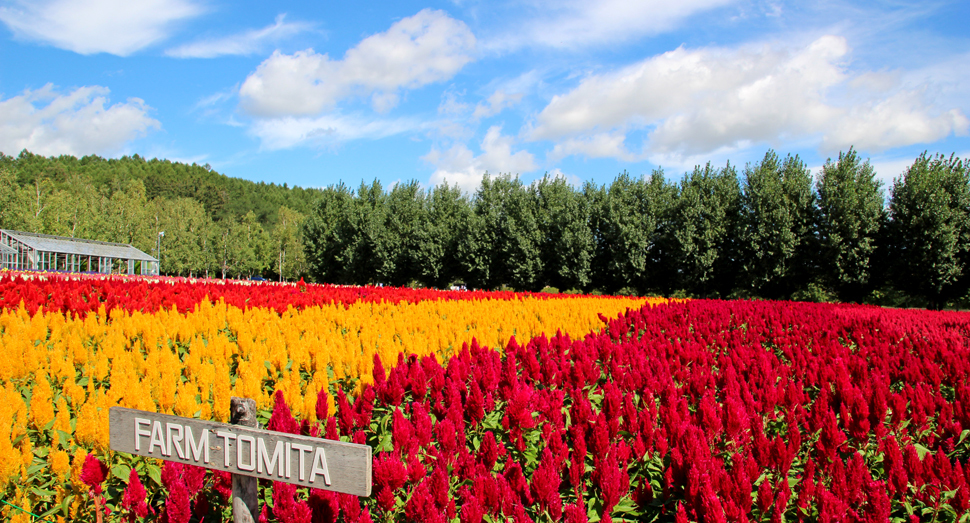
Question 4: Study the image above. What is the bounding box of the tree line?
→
[1,148,967,309]
[304,149,970,309]
[0,151,316,280]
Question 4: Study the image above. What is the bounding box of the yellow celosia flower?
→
[1,291,672,499]
[49,449,71,481]
[29,374,56,430]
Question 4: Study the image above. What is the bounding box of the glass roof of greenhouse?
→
[0,230,157,261]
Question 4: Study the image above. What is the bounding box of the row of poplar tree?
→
[304,149,970,309]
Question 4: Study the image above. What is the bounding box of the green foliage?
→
[588,170,676,295]
[887,153,970,309]
[0,150,318,280]
[415,183,469,289]
[739,151,817,299]
[817,148,886,302]
[672,162,741,297]
[535,174,594,292]
[461,174,543,291]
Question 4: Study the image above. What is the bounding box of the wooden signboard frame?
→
[109,398,371,522]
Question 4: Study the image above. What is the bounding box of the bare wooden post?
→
[231,397,259,523]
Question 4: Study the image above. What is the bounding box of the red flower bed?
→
[107,299,970,521]
[0,272,590,316]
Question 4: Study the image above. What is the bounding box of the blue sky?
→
[1,0,968,193]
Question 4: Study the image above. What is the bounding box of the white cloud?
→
[546,168,584,188]
[548,132,639,162]
[472,90,523,119]
[165,14,312,58]
[529,35,970,163]
[239,9,476,116]
[424,126,537,192]
[0,0,202,56]
[248,113,423,151]
[824,91,969,152]
[489,0,734,50]
[0,84,160,156]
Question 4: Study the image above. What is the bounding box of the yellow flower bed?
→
[0,295,668,486]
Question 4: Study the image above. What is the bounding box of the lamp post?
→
[157,231,165,275]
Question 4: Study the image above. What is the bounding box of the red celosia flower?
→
[183,465,207,493]
[165,475,192,523]
[121,468,150,521]
[325,416,340,440]
[504,458,533,507]
[268,390,301,435]
[308,488,339,523]
[315,386,330,421]
[373,353,387,392]
[460,494,485,523]
[406,450,426,484]
[757,478,774,514]
[478,430,502,471]
[429,461,450,509]
[80,454,108,492]
[466,379,485,425]
[675,503,689,523]
[213,470,233,501]
[531,448,563,520]
[336,388,355,434]
[373,453,408,512]
[564,499,587,523]
[392,408,415,456]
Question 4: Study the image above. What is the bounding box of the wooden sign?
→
[109,406,372,497]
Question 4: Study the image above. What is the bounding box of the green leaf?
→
[112,463,132,482]
[146,462,162,486]
[913,444,932,460]
[957,429,970,446]
[613,497,638,513]
[377,433,393,453]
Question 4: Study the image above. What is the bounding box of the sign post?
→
[109,398,371,522]
[230,397,259,523]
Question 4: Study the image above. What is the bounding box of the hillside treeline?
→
[0,151,319,280]
[304,149,970,309]
[1,148,968,308]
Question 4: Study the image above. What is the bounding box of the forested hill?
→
[0,150,319,280]
[0,150,321,224]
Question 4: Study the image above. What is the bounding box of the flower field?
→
[1,272,970,522]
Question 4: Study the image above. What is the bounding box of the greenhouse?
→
[0,229,159,275]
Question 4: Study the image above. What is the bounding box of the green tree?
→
[0,168,15,229]
[590,171,677,294]
[461,174,542,290]
[672,162,741,297]
[348,180,390,285]
[157,197,211,276]
[303,184,355,284]
[817,148,886,302]
[238,211,271,278]
[534,174,594,291]
[738,151,817,298]
[5,178,56,233]
[103,179,150,248]
[888,153,970,309]
[272,206,307,282]
[381,181,427,286]
[413,182,470,288]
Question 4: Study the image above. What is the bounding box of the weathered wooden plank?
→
[231,398,259,523]
[109,406,372,497]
